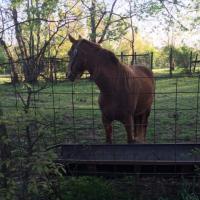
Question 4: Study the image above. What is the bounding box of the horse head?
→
[67,34,86,81]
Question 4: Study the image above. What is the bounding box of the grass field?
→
[0,69,200,145]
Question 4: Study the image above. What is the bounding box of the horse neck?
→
[86,55,128,93]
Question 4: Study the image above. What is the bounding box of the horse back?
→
[130,65,155,115]
[132,65,154,80]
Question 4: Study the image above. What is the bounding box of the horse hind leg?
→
[122,115,134,143]
[134,115,142,143]
[143,110,151,139]
[102,115,113,144]
[134,110,150,143]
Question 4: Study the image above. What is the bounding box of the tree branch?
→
[97,0,118,43]
[12,8,29,59]
[95,10,107,30]
[158,0,189,30]
[0,38,19,82]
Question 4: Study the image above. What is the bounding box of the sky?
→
[138,19,200,49]
[114,0,200,49]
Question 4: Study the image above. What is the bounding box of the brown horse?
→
[67,35,155,144]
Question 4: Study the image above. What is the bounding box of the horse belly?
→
[99,94,132,121]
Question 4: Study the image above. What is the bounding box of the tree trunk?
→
[10,64,20,84]
[0,38,19,84]
[90,0,97,42]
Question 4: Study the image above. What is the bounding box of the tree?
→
[0,6,19,82]
[0,0,80,83]
[80,0,130,43]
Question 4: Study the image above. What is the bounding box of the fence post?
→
[189,51,192,74]
[169,47,173,77]
[54,60,57,83]
[49,58,54,82]
[120,52,124,63]
[134,52,137,64]
[193,54,198,73]
[131,52,135,65]
[150,52,153,70]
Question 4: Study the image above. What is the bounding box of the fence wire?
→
[0,57,200,146]
[1,56,200,199]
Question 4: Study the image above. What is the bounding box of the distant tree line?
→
[154,45,198,70]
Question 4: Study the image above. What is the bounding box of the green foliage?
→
[153,45,195,69]
[145,2,164,16]
[0,84,66,199]
[11,0,24,7]
[60,176,137,200]
[105,19,130,42]
[164,179,199,200]
[0,47,6,63]
[0,47,7,74]
[60,177,116,200]
[177,178,199,200]
[163,45,192,68]
[59,176,200,200]
[40,0,59,18]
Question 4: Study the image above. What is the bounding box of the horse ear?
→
[69,34,77,43]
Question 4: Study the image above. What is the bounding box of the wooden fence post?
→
[193,54,198,73]
[169,47,173,77]
[189,51,193,74]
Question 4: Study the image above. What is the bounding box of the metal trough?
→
[58,144,200,176]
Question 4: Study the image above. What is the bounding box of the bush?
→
[60,177,117,200]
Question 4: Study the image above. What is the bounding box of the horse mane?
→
[80,39,132,92]
[101,50,119,65]
[81,39,120,65]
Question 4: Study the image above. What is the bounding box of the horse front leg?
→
[102,115,113,144]
[122,115,134,143]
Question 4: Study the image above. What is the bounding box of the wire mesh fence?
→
[1,57,200,146]
[116,52,153,69]
[1,56,200,199]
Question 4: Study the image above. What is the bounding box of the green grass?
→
[0,72,200,145]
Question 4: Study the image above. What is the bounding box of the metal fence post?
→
[120,52,124,63]
[150,52,154,70]
[169,47,173,77]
